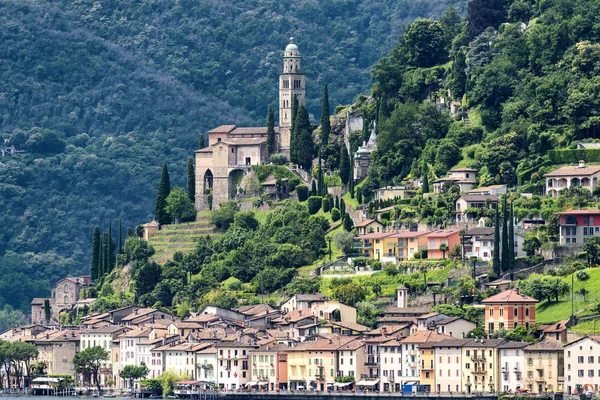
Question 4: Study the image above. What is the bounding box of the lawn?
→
[341,180,365,210]
[535,268,600,324]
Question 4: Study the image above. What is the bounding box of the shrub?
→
[296,185,309,201]
[576,270,590,281]
[572,261,587,271]
[331,207,341,222]
[270,153,288,165]
[288,177,301,192]
[384,264,398,276]
[307,196,323,215]
[322,197,331,212]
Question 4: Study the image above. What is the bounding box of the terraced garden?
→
[149,211,220,263]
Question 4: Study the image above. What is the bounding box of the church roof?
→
[221,138,267,146]
[207,125,236,134]
[230,127,279,135]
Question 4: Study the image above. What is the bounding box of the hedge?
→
[517,160,551,186]
[296,185,309,201]
[548,149,600,164]
[307,196,323,214]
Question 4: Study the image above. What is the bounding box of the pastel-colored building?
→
[374,186,412,202]
[355,219,384,236]
[433,168,477,194]
[354,232,393,259]
[545,161,600,197]
[250,344,288,391]
[455,194,499,222]
[482,289,538,334]
[498,341,528,393]
[462,339,505,393]
[424,230,461,259]
[389,232,429,262]
[523,340,564,393]
[556,209,600,247]
[432,338,470,394]
[564,335,600,395]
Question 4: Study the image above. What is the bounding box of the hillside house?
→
[455,194,499,221]
[544,161,600,197]
[481,289,538,334]
[355,219,384,235]
[556,209,600,246]
[424,230,461,259]
[433,168,477,194]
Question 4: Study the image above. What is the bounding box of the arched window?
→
[64,295,68,304]
[64,284,68,293]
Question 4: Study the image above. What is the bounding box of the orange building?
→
[481,288,538,334]
[424,230,461,259]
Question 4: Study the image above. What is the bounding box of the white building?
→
[564,336,600,395]
[498,341,527,393]
[432,339,468,394]
[118,328,150,389]
[195,346,218,385]
[435,317,477,339]
[79,326,131,386]
[215,341,257,390]
[379,339,403,392]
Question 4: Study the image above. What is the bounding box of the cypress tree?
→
[493,206,501,276]
[266,105,276,155]
[339,144,350,185]
[44,299,51,323]
[508,201,515,271]
[343,214,353,232]
[357,189,363,205]
[422,163,430,193]
[108,222,116,272]
[362,116,370,144]
[118,219,123,255]
[501,196,509,272]
[320,84,331,145]
[335,196,340,210]
[349,153,354,198]
[295,104,314,171]
[198,133,206,149]
[155,163,171,224]
[101,231,109,278]
[317,151,324,196]
[340,198,346,218]
[186,158,195,203]
[328,195,334,211]
[311,180,317,196]
[90,227,100,281]
[290,95,299,163]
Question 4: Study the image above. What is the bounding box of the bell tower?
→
[279,37,305,155]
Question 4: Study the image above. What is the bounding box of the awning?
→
[246,381,258,387]
[258,381,269,386]
[357,380,379,386]
[334,382,353,388]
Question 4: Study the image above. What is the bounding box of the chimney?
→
[579,160,586,168]
[329,339,333,344]
[514,287,519,295]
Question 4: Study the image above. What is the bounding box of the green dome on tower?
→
[286,37,299,52]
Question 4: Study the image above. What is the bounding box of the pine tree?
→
[311,180,317,196]
[186,158,195,202]
[508,201,515,271]
[290,95,299,163]
[295,104,314,171]
[493,206,501,276]
[118,219,123,255]
[501,196,509,272]
[90,227,101,281]
[320,84,331,145]
[266,105,276,155]
[317,151,324,196]
[422,163,430,193]
[155,163,171,225]
[339,144,350,185]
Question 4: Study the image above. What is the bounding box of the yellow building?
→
[419,342,435,392]
[523,340,564,393]
[462,339,505,394]
[389,232,430,262]
[287,337,357,392]
[355,233,393,259]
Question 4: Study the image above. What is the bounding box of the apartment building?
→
[498,341,528,392]
[379,339,403,392]
[215,341,256,390]
[564,336,600,395]
[249,344,288,391]
[433,338,470,394]
[556,209,600,246]
[523,340,564,393]
[462,339,505,393]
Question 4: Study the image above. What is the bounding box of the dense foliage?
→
[0,0,467,311]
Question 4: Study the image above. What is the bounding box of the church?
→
[194,37,306,210]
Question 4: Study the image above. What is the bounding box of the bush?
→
[331,207,341,222]
[270,153,288,165]
[288,177,301,192]
[384,264,398,276]
[307,196,323,215]
[296,185,309,201]
[576,270,590,281]
[572,261,587,271]
[322,197,331,212]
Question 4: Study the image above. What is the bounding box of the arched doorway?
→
[203,169,213,194]
[229,169,245,199]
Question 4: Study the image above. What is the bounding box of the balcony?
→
[408,350,417,356]
[408,362,417,368]
[315,375,325,380]
[365,361,378,366]
[471,356,486,362]
[472,369,487,375]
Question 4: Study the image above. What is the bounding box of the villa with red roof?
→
[544,160,600,197]
[481,288,538,334]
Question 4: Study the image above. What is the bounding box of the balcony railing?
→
[472,369,487,374]
[365,362,378,366]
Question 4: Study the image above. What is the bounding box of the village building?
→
[564,335,600,395]
[545,161,600,197]
[79,326,131,387]
[424,230,461,259]
[374,186,413,201]
[498,341,528,393]
[467,185,508,196]
[556,209,600,247]
[523,340,564,393]
[249,344,288,391]
[432,168,477,194]
[31,276,93,324]
[462,339,505,393]
[431,338,471,394]
[34,330,80,377]
[481,288,538,334]
[195,38,305,210]
[455,194,499,222]
[355,219,384,236]
[215,341,256,390]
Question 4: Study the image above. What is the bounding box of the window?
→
[578,370,584,377]
[589,356,594,364]
[500,308,504,316]
[526,308,530,317]
[489,309,494,316]
[588,370,594,377]
[578,356,584,364]
[514,308,518,317]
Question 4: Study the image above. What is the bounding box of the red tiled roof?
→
[388,231,429,238]
[356,219,382,228]
[207,125,236,134]
[426,229,461,238]
[556,209,600,215]
[356,233,394,240]
[545,165,600,177]
[481,289,539,304]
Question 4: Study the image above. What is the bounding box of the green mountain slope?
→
[0,0,466,312]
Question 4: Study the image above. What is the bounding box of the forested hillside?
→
[0,0,466,315]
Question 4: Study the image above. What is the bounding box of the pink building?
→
[424,230,461,259]
[556,209,600,246]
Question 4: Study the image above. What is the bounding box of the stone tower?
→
[279,37,306,156]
